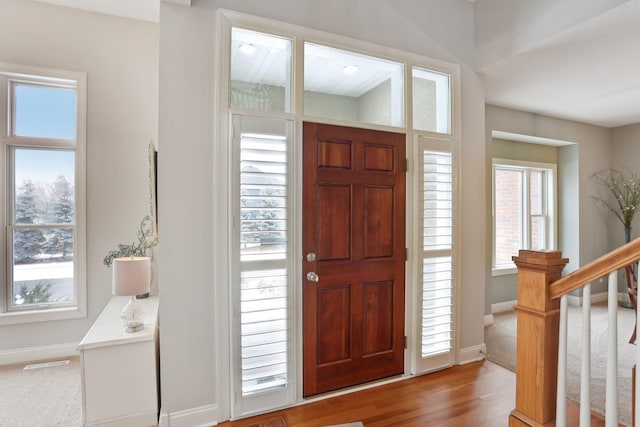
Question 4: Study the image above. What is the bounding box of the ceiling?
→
[35,0,640,129]
[476,0,640,128]
[35,0,160,23]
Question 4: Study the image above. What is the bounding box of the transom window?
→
[0,64,86,323]
[412,67,451,134]
[304,43,404,128]
[12,83,77,139]
[230,28,292,112]
[492,159,556,273]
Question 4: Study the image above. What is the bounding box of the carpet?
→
[485,303,635,426]
[0,356,82,426]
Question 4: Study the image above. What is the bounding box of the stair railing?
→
[509,239,640,427]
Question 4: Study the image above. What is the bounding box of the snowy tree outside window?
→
[14,179,46,263]
[11,150,76,307]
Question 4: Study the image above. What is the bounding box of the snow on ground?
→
[12,261,74,303]
[13,261,73,281]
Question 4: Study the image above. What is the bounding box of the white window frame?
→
[215,10,461,421]
[492,158,557,275]
[0,63,87,325]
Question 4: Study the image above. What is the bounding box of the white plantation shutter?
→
[240,134,287,263]
[418,139,456,372]
[232,115,295,416]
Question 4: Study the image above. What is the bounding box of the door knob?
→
[306,252,316,262]
[306,272,319,282]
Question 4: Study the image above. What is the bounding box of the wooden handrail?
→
[511,242,640,426]
[549,237,640,301]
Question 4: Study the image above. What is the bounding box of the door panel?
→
[317,184,351,261]
[317,285,351,364]
[318,140,352,169]
[364,186,394,258]
[303,122,406,397]
[363,280,394,355]
[364,145,394,171]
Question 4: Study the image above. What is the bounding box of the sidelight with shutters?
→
[417,138,455,372]
[232,115,295,416]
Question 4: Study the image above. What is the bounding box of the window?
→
[231,115,295,416]
[492,160,556,273]
[230,28,292,112]
[0,63,86,323]
[418,138,456,372]
[412,67,451,134]
[304,43,404,127]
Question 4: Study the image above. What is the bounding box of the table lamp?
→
[112,256,151,332]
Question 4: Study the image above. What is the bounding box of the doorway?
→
[302,122,406,396]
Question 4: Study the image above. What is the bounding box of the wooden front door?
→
[302,122,406,397]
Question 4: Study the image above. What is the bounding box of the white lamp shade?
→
[112,257,151,296]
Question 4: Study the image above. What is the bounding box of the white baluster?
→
[580,282,591,427]
[606,271,618,426]
[557,294,568,427]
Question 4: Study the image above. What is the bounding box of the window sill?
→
[492,267,517,277]
[0,305,86,326]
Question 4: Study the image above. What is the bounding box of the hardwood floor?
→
[218,361,608,427]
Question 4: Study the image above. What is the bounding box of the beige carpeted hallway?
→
[0,356,82,427]
[485,302,636,426]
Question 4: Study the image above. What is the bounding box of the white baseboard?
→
[567,291,608,306]
[0,342,79,366]
[491,293,613,311]
[457,344,485,365]
[159,404,219,427]
[484,314,494,326]
[485,300,516,325]
[491,300,517,314]
[86,412,157,427]
[593,291,609,303]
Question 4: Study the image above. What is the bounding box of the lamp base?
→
[124,322,144,333]
[121,296,145,333]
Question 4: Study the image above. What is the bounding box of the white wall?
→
[611,124,640,245]
[158,0,484,424]
[458,65,487,356]
[558,143,580,276]
[157,3,217,418]
[484,105,612,313]
[0,0,158,353]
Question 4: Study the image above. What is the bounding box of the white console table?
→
[78,295,159,427]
